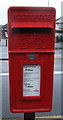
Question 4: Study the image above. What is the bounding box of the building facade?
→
[55,1,63,42]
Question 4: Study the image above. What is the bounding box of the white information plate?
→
[23,65,40,96]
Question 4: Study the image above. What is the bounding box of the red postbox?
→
[8,7,56,113]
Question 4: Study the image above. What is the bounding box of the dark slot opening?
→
[12,27,52,34]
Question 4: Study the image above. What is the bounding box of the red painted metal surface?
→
[8,7,56,113]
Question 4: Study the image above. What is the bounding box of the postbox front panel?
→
[9,53,54,112]
[8,7,55,113]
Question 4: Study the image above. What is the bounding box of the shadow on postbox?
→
[8,7,56,113]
